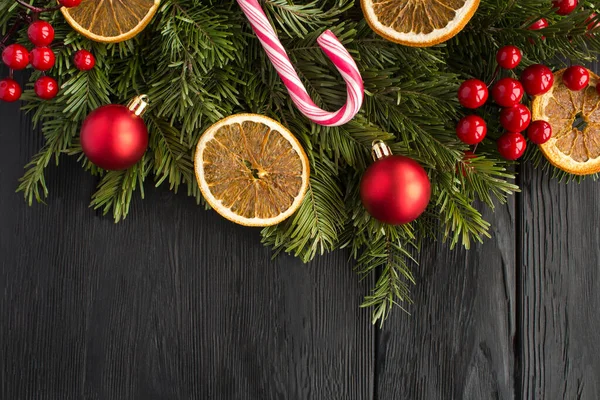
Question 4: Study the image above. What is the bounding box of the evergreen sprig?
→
[2,0,599,324]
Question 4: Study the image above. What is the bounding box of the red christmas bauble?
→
[492,78,524,107]
[497,132,527,160]
[27,21,54,47]
[520,64,554,95]
[500,104,531,132]
[552,0,578,16]
[527,120,553,144]
[29,47,55,71]
[360,142,431,225]
[562,65,589,91]
[81,98,149,170]
[457,79,488,109]
[456,115,487,144]
[496,45,522,69]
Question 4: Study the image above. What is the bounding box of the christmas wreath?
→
[1,0,599,325]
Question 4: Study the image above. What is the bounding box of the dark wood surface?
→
[1,80,600,399]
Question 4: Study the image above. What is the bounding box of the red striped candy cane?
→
[237,0,364,127]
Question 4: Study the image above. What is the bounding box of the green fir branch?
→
[90,156,151,222]
[4,0,600,324]
[261,159,346,261]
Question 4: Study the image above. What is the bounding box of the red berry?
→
[562,65,589,91]
[520,64,554,96]
[58,0,82,7]
[528,18,548,41]
[496,45,522,69]
[456,115,487,145]
[27,21,54,47]
[552,0,578,15]
[500,104,532,132]
[73,50,95,71]
[1,44,29,70]
[458,79,488,109]
[497,132,527,160]
[586,13,599,31]
[529,18,549,30]
[34,76,59,100]
[458,150,477,177]
[527,121,553,144]
[0,78,22,102]
[492,78,524,107]
[29,47,55,71]
[463,150,477,161]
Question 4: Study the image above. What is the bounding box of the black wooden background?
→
[1,71,600,400]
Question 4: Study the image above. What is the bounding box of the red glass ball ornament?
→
[1,44,29,70]
[27,21,54,47]
[58,0,82,7]
[29,47,55,71]
[520,64,554,96]
[552,0,578,15]
[496,45,522,69]
[81,98,149,170]
[562,65,589,91]
[73,50,95,71]
[492,78,524,107]
[500,104,532,132]
[497,132,527,160]
[457,79,488,109]
[527,120,553,144]
[34,76,58,99]
[456,115,487,145]
[360,142,431,225]
[0,78,22,102]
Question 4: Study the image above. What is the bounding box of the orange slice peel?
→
[361,0,480,47]
[194,114,310,227]
[60,0,160,43]
[532,68,600,175]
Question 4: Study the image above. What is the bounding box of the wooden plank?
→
[0,98,373,399]
[519,166,600,399]
[376,202,517,400]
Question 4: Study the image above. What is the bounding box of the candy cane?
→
[236,0,364,127]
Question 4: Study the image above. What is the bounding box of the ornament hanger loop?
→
[127,94,149,117]
[236,0,364,127]
[371,140,392,161]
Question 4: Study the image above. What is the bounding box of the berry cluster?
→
[527,0,599,40]
[455,45,559,162]
[0,0,93,103]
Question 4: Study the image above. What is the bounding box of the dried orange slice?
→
[60,0,160,43]
[194,114,310,227]
[361,0,480,47]
[532,69,600,175]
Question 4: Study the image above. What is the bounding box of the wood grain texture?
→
[519,166,600,400]
[0,87,373,399]
[376,202,517,400]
